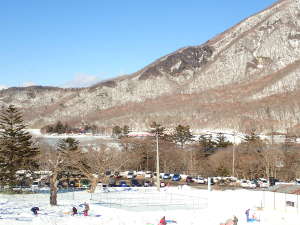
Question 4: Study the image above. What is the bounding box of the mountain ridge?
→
[1,0,300,134]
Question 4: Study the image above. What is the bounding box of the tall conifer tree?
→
[0,105,40,187]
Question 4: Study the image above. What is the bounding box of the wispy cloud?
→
[0,85,8,90]
[63,74,102,88]
[22,81,37,87]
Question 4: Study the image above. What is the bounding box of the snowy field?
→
[0,186,299,225]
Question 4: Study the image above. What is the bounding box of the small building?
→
[262,184,300,213]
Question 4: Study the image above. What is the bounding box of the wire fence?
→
[89,187,208,211]
[261,191,300,214]
[0,187,208,211]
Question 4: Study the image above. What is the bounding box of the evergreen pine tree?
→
[172,125,194,149]
[215,133,232,148]
[198,134,216,155]
[243,129,260,143]
[149,121,165,138]
[0,105,40,188]
[122,125,130,136]
[112,125,122,138]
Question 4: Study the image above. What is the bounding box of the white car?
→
[145,171,153,178]
[240,180,256,189]
[240,180,249,188]
[193,176,206,184]
[31,181,40,190]
[259,179,269,188]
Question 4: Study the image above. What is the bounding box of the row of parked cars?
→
[104,170,285,189]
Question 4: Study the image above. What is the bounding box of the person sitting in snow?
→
[31,207,39,215]
[233,215,238,225]
[158,216,167,225]
[83,202,90,216]
[72,207,78,216]
[251,212,260,222]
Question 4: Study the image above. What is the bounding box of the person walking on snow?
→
[158,216,167,225]
[245,209,250,222]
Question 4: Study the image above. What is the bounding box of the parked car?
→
[131,179,142,187]
[127,171,135,179]
[31,181,40,190]
[163,173,171,180]
[249,180,258,188]
[209,177,215,185]
[269,177,280,186]
[193,176,206,184]
[172,174,181,181]
[144,180,152,187]
[145,171,153,178]
[114,171,122,179]
[118,180,129,187]
[240,180,256,189]
[105,170,112,176]
[160,181,166,187]
[186,176,194,184]
[240,180,249,188]
[258,179,269,188]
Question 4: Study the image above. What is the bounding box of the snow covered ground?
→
[0,187,299,225]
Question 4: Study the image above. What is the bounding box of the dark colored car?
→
[114,171,122,179]
[118,180,129,187]
[186,176,194,184]
[163,173,171,179]
[131,179,142,187]
[172,174,181,181]
[105,170,111,176]
[144,180,152,187]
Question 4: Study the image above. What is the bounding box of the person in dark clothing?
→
[233,215,238,225]
[31,207,39,215]
[72,207,78,216]
[245,209,250,222]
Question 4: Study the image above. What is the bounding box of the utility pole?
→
[232,132,235,177]
[156,132,160,191]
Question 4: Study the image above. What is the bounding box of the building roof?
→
[267,184,300,194]
[127,131,154,137]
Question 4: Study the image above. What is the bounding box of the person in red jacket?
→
[158,216,167,225]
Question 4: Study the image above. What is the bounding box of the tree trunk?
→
[50,172,58,206]
[88,176,98,193]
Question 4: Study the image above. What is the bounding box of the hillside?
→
[1,0,300,133]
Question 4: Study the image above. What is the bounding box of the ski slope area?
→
[0,187,299,225]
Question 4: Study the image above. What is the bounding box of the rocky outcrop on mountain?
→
[1,0,300,134]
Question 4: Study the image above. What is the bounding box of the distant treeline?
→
[40,121,98,134]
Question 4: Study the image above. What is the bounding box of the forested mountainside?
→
[1,0,300,134]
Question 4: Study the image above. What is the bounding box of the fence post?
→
[273,192,276,210]
[285,193,286,212]
[297,194,299,214]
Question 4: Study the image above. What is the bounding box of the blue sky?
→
[0,0,277,89]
